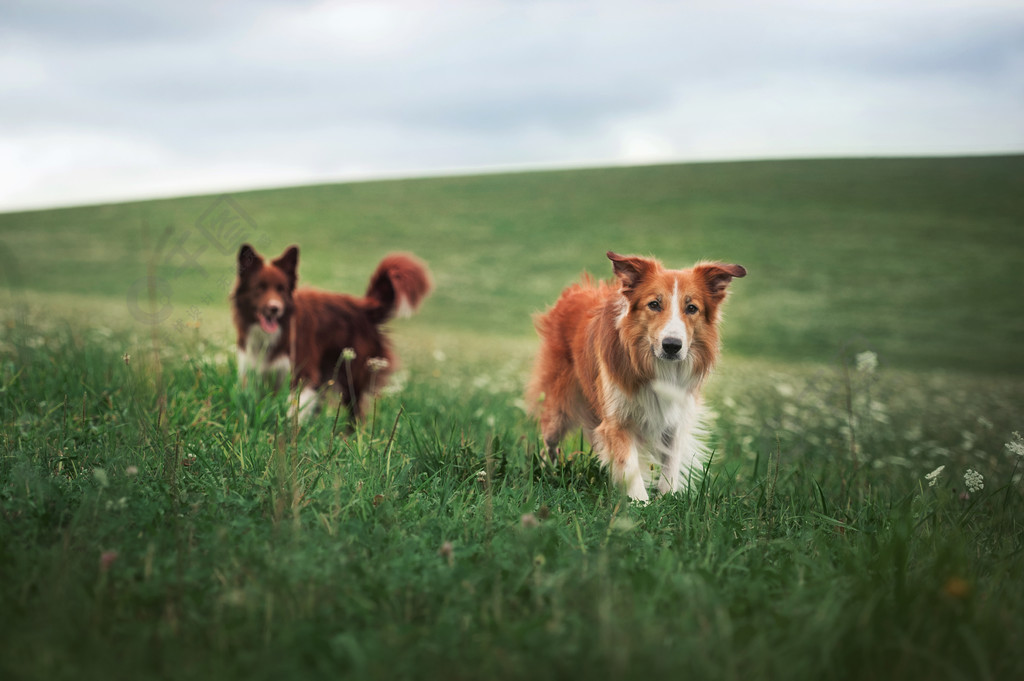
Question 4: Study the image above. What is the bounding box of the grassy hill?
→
[2,155,1022,373]
[2,157,1024,681]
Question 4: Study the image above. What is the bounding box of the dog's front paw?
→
[626,477,650,505]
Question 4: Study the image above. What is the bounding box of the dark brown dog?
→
[232,243,431,424]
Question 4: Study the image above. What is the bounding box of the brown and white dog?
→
[231,244,431,425]
[527,251,745,502]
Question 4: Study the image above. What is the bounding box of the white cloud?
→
[0,0,1021,211]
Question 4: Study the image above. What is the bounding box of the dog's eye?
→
[647,300,662,312]
[276,284,285,293]
[685,303,699,315]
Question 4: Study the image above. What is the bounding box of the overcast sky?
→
[1,0,1022,212]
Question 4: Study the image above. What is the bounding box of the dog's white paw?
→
[626,477,650,504]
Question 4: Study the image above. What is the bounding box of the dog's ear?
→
[272,246,299,289]
[238,243,263,275]
[694,263,746,303]
[607,251,655,292]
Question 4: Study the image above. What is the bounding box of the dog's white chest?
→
[604,362,698,435]
[238,324,290,381]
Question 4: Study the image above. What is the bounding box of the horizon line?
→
[3,150,1022,216]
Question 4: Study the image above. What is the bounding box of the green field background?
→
[3,155,1022,373]
[3,157,1024,681]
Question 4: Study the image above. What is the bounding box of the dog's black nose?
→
[662,337,683,356]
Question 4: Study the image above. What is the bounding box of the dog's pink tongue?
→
[259,316,279,334]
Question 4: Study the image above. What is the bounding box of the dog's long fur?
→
[527,251,745,502]
[231,243,431,425]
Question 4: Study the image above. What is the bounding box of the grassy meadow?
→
[1,156,1023,680]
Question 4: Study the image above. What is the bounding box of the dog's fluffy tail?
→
[365,253,433,323]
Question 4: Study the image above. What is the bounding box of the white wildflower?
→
[105,497,128,511]
[870,400,890,424]
[1005,432,1024,458]
[924,465,945,487]
[93,468,109,488]
[367,357,390,373]
[341,347,356,361]
[855,351,878,374]
[964,469,984,494]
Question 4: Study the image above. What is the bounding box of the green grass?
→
[2,157,1024,680]
[2,156,1022,372]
